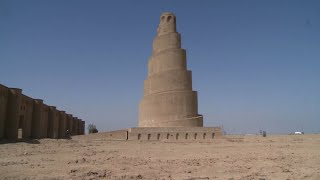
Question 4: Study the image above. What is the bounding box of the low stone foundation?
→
[98,127,223,141]
[102,129,128,140]
[128,127,222,141]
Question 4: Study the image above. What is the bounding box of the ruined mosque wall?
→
[6,88,22,140]
[79,120,85,135]
[66,114,73,135]
[76,117,81,135]
[0,83,86,140]
[31,99,45,138]
[72,117,78,135]
[48,106,59,139]
[58,111,67,139]
[21,95,34,138]
[42,103,49,138]
[0,84,9,139]
[77,119,82,135]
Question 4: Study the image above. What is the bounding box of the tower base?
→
[128,127,222,141]
[94,127,223,141]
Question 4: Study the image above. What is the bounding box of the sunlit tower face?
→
[139,12,203,127]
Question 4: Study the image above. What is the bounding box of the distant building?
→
[294,132,304,135]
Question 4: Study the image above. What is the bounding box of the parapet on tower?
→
[138,12,203,127]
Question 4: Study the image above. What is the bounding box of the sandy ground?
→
[0,134,319,180]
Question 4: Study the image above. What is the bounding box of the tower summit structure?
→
[139,12,203,127]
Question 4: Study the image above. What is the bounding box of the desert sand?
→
[0,134,319,180]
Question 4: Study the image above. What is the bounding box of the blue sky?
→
[1,1,319,134]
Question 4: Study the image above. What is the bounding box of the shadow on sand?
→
[0,136,73,144]
[0,138,40,144]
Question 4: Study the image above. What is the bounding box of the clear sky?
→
[1,1,319,134]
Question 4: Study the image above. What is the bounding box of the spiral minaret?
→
[139,12,203,127]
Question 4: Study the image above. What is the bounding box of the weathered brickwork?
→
[0,84,86,141]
